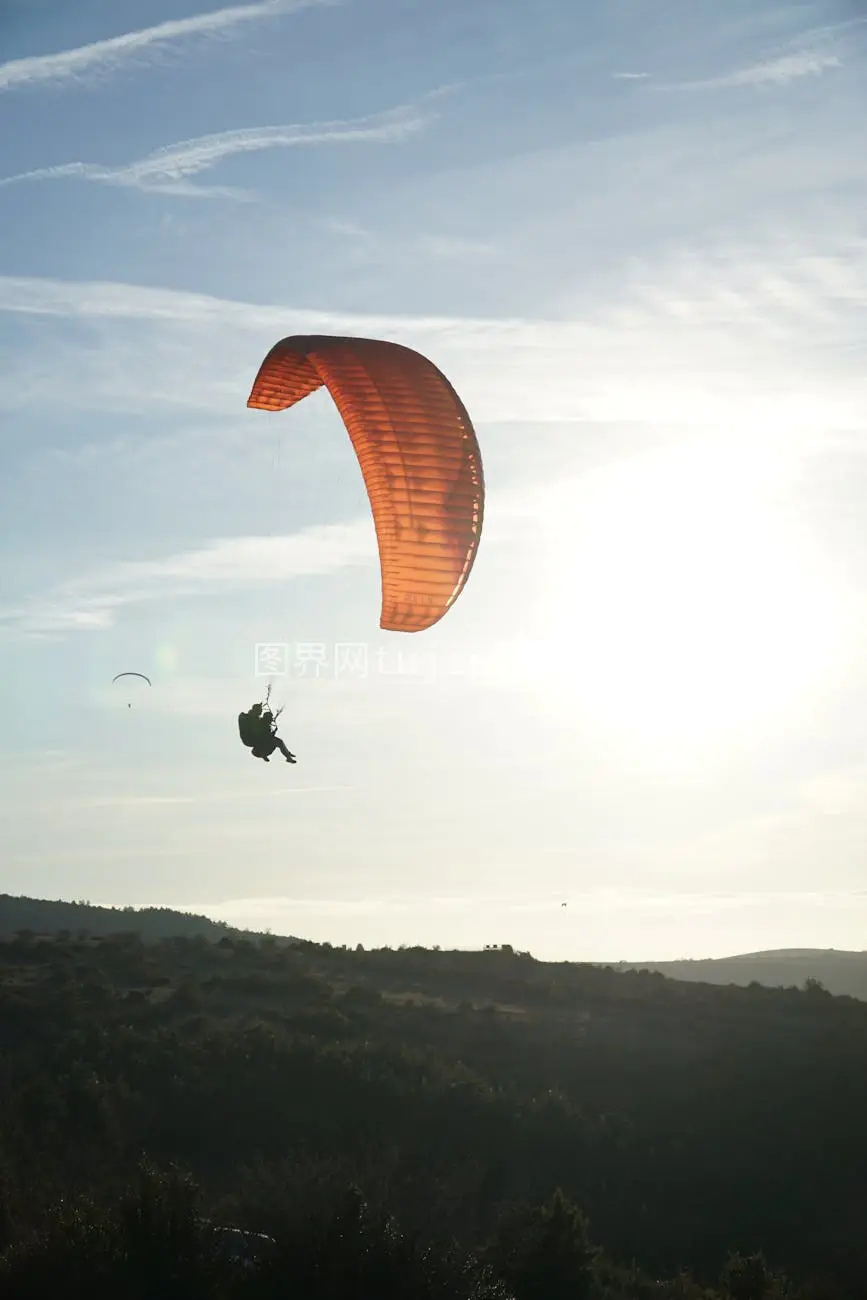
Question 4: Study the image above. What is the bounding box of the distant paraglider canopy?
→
[112,672,152,707]
[247,335,484,633]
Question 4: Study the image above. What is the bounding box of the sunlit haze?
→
[2,0,867,960]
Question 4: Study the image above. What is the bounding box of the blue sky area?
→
[1,0,867,958]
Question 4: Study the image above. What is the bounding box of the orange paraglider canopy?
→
[247,335,484,633]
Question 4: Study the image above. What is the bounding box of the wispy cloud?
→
[170,892,582,923]
[0,0,336,94]
[160,887,867,926]
[78,787,353,808]
[0,481,536,641]
[0,525,376,638]
[415,233,500,260]
[3,224,865,332]
[319,219,502,266]
[0,104,428,198]
[1,221,866,431]
[666,51,841,91]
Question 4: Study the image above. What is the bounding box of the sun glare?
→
[527,435,854,755]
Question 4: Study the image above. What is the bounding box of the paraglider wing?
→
[112,673,152,685]
[247,335,484,633]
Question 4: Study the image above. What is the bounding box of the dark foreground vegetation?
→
[0,900,865,1297]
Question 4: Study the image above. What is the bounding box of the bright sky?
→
[2,0,867,961]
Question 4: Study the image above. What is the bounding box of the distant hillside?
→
[608,949,867,1001]
[3,894,865,1002]
[0,894,236,942]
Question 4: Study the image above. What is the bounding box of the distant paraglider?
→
[247,335,484,633]
[112,672,152,708]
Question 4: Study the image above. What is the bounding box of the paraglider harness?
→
[238,685,283,750]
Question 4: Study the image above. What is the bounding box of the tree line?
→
[0,921,863,1297]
